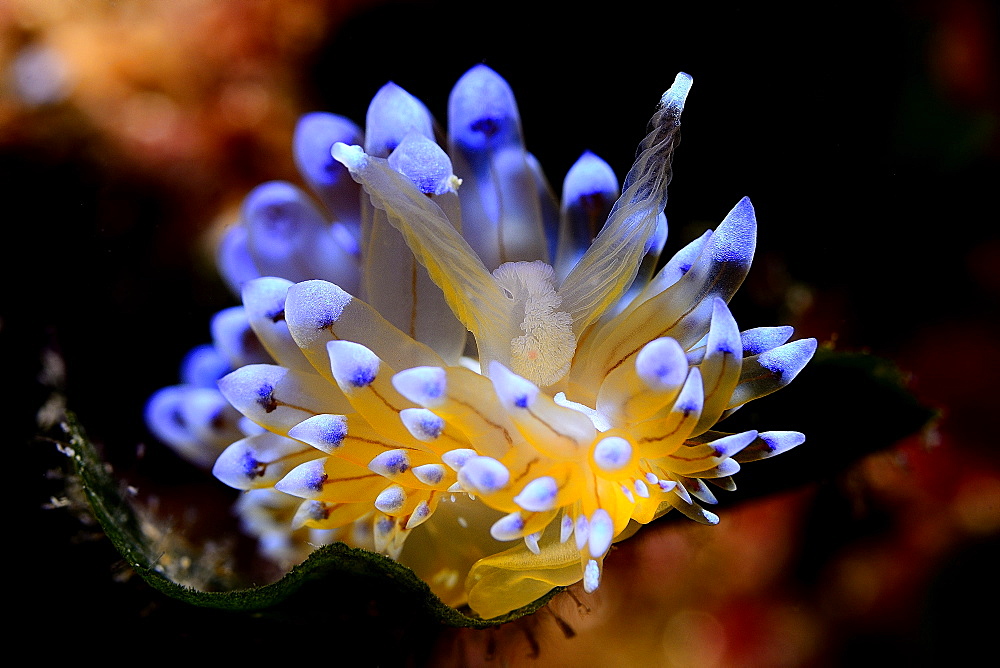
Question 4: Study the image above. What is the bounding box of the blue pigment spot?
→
[419,466,443,484]
[256,384,278,413]
[423,380,444,400]
[471,117,501,138]
[307,470,328,492]
[759,348,790,375]
[383,453,409,475]
[315,306,338,329]
[594,439,630,469]
[263,203,297,237]
[420,416,443,439]
[514,394,530,409]
[308,501,330,521]
[169,407,186,428]
[322,421,347,448]
[679,262,692,274]
[241,451,265,478]
[677,401,698,417]
[351,365,376,387]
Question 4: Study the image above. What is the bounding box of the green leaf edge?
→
[59,412,556,629]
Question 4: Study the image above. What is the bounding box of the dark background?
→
[10,0,998,663]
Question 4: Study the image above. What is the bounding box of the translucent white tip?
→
[661,72,693,112]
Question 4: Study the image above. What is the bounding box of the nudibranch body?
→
[147,65,815,619]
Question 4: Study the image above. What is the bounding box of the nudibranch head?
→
[147,65,816,619]
[492,261,576,387]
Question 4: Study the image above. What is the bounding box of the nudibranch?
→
[147,65,816,619]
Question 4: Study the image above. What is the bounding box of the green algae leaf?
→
[58,412,554,631]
